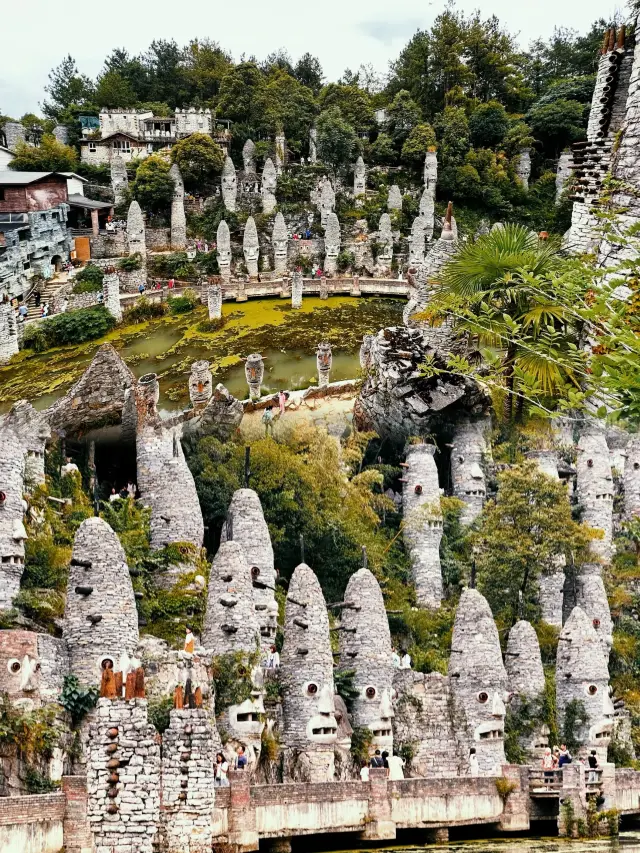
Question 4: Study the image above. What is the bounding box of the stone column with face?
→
[243,354,264,400]
[320,181,335,227]
[281,563,337,781]
[409,216,426,265]
[221,489,278,652]
[323,212,341,274]
[316,342,332,387]
[291,270,303,309]
[339,568,394,755]
[354,156,366,204]
[63,517,139,685]
[387,184,402,211]
[243,139,257,174]
[449,589,507,775]
[189,360,213,409]
[272,212,288,276]
[169,162,187,251]
[575,563,613,660]
[261,158,277,214]
[505,620,548,759]
[221,156,237,212]
[624,434,640,518]
[3,400,50,487]
[556,606,614,761]
[0,631,45,712]
[450,416,491,525]
[377,213,393,268]
[243,216,260,278]
[0,440,27,609]
[208,284,222,320]
[576,431,614,561]
[401,443,443,609]
[126,200,146,259]
[216,220,232,283]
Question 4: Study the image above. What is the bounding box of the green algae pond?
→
[0,296,403,414]
[309,833,640,853]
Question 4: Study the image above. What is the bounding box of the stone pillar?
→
[291,270,303,309]
[576,431,614,562]
[0,302,19,364]
[243,217,260,278]
[422,150,438,241]
[515,148,532,191]
[217,220,231,283]
[227,770,259,853]
[272,212,288,275]
[261,158,277,214]
[498,765,530,831]
[409,216,426,264]
[351,275,361,296]
[319,277,328,300]
[102,272,122,322]
[319,180,335,226]
[161,708,216,853]
[189,360,213,408]
[377,213,393,272]
[138,372,160,415]
[556,151,573,203]
[323,212,340,274]
[599,762,616,810]
[558,763,588,837]
[110,156,128,208]
[361,767,395,840]
[245,353,264,399]
[222,156,237,212]
[91,208,100,237]
[126,200,146,259]
[62,775,92,853]
[275,133,286,175]
[387,184,402,211]
[242,139,256,174]
[539,572,565,628]
[360,334,374,370]
[208,284,222,320]
[450,416,491,526]
[87,698,161,853]
[401,443,443,609]
[170,163,187,251]
[309,127,317,164]
[354,156,366,205]
[316,342,332,387]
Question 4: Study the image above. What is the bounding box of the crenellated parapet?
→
[281,562,337,781]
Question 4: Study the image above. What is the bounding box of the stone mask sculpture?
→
[243,216,260,277]
[221,156,237,212]
[261,158,277,214]
[272,212,288,275]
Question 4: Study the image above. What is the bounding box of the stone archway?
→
[50,255,63,272]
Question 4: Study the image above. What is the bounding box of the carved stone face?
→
[274,237,287,257]
[303,682,338,744]
[316,344,332,372]
[245,355,264,385]
[0,632,41,711]
[189,361,213,405]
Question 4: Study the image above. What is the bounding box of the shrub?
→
[71,264,104,294]
[23,306,116,352]
[148,696,173,734]
[124,297,167,323]
[210,651,260,716]
[167,288,199,314]
[59,674,99,725]
[118,253,143,271]
[24,766,59,794]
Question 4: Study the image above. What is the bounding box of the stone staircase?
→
[25,274,68,321]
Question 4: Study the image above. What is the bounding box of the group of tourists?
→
[392,648,412,669]
[214,746,249,786]
[361,749,405,781]
[542,745,599,781]
[108,481,137,501]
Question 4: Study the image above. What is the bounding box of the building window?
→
[88,142,97,153]
[23,262,30,270]
[0,189,4,201]
[113,140,131,154]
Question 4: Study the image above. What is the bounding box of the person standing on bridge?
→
[588,750,599,783]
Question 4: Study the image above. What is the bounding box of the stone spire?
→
[339,568,394,754]
[243,216,260,277]
[291,269,303,309]
[169,163,187,250]
[505,620,544,699]
[103,271,122,322]
[221,488,278,650]
[450,415,491,525]
[377,213,393,268]
[281,563,337,781]
[409,216,426,265]
[515,149,532,191]
[319,179,335,226]
[555,151,572,203]
[221,155,237,212]
[309,126,317,164]
[0,426,28,608]
[62,517,139,684]
[0,302,19,364]
[188,360,213,409]
[556,606,614,760]
[242,138,257,173]
[275,132,286,174]
[208,283,222,320]
[401,443,443,609]
[126,200,146,258]
[110,155,129,208]
[261,158,277,214]
[272,212,288,275]
[449,588,507,775]
[574,563,613,660]
[624,434,640,517]
[422,150,437,240]
[316,342,332,387]
[387,184,402,211]
[202,540,260,654]
[216,220,231,283]
[354,156,366,204]
[323,212,340,274]
[576,431,613,561]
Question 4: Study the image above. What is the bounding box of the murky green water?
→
[325,833,640,853]
[0,296,403,413]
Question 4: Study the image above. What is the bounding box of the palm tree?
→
[434,224,583,420]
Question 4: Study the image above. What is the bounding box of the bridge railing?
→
[529,768,562,793]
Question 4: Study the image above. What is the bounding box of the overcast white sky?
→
[1,0,623,117]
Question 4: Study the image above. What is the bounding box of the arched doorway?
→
[51,255,63,272]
